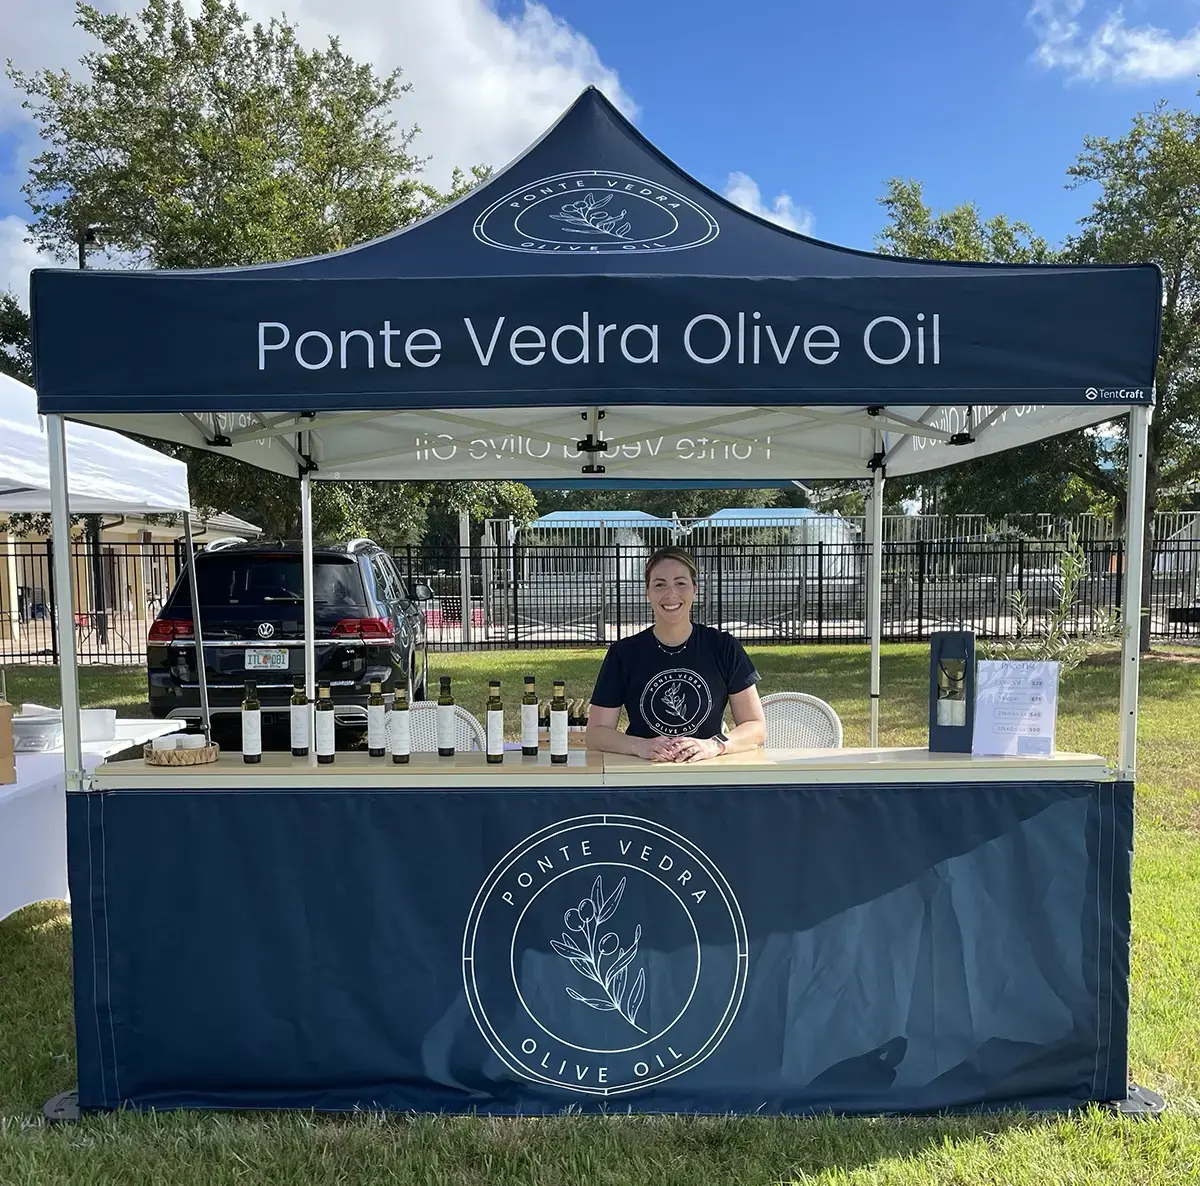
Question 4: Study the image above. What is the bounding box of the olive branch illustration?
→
[551,875,647,1033]
[550,192,633,239]
[661,681,688,721]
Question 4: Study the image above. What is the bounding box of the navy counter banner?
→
[67,780,1132,1115]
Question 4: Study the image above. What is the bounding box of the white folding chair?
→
[759,692,843,749]
[403,701,487,752]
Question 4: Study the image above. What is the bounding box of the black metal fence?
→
[394,538,1200,652]
[2,537,1198,665]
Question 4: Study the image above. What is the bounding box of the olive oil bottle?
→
[367,680,387,757]
[486,680,504,764]
[390,684,411,764]
[315,683,335,764]
[241,681,262,764]
[437,675,455,757]
[549,679,569,764]
[521,675,538,757]
[289,676,309,757]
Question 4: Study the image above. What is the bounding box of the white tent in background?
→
[0,372,189,515]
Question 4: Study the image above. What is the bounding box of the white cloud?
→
[0,216,58,308]
[723,171,814,235]
[0,0,631,304]
[201,0,634,187]
[1028,0,1200,81]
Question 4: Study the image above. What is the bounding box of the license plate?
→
[245,648,288,671]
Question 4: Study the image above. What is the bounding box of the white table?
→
[0,719,183,921]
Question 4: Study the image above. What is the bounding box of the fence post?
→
[45,538,60,664]
[916,540,926,638]
[816,541,825,643]
[614,543,622,642]
[716,544,724,631]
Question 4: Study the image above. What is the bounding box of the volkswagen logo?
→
[257,622,275,639]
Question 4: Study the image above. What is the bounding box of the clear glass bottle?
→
[315,683,335,764]
[390,684,410,764]
[242,680,262,764]
[289,676,309,757]
[367,679,387,757]
[550,679,568,764]
[486,680,504,764]
[437,675,455,757]
[521,675,538,757]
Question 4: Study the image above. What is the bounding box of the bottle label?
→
[550,709,568,755]
[242,708,262,756]
[521,703,538,749]
[390,710,411,755]
[368,704,387,751]
[315,711,335,755]
[437,704,455,751]
[487,709,504,756]
[290,704,308,750]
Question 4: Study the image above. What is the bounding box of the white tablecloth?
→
[0,719,183,921]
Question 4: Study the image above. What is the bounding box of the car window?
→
[369,555,400,603]
[175,555,366,608]
[382,554,412,601]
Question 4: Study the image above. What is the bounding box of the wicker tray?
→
[143,741,220,766]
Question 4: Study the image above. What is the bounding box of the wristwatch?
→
[712,732,728,756]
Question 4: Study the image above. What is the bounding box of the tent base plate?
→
[1108,1083,1166,1119]
[42,1089,79,1123]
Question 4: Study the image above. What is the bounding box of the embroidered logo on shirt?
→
[639,668,713,736]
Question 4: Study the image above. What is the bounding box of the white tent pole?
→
[46,414,83,791]
[869,457,884,747]
[1118,401,1151,780]
[181,512,212,742]
[300,471,317,767]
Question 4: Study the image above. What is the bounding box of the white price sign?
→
[972,660,1060,757]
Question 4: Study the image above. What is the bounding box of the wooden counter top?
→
[88,744,1113,790]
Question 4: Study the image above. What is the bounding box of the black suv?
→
[147,538,431,730]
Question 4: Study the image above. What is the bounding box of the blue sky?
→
[3,0,1200,294]
[529,0,1200,251]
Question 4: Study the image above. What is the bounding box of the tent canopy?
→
[0,372,189,514]
[29,87,1162,485]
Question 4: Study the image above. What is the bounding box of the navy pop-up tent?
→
[31,86,1159,487]
[27,87,1164,1119]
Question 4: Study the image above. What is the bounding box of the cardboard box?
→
[0,700,14,785]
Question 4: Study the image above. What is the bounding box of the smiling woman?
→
[585,547,767,763]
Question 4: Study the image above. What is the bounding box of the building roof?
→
[529,510,679,530]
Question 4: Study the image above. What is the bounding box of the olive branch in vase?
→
[551,875,646,1032]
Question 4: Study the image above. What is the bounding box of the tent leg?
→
[869,463,884,747]
[1118,402,1151,780]
[181,512,212,743]
[301,473,317,767]
[46,415,83,791]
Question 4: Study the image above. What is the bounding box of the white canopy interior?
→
[67,401,1121,484]
[0,373,190,514]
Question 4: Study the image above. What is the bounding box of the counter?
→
[67,745,1131,1117]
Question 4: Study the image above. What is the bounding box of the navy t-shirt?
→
[590,624,761,738]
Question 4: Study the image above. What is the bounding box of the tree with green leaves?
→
[0,292,31,384]
[6,0,514,541]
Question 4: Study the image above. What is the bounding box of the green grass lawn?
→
[2,644,1199,1184]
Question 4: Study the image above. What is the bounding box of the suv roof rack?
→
[346,538,377,553]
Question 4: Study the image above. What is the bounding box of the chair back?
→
[760,692,843,749]
[404,701,487,752]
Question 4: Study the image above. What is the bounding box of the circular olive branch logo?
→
[551,875,646,1033]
